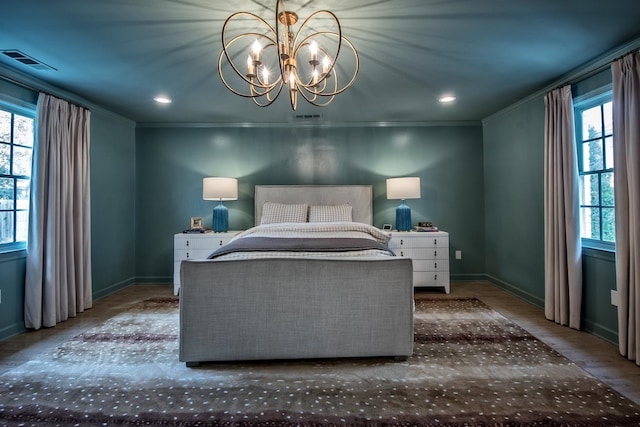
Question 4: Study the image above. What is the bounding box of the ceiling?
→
[2,0,640,125]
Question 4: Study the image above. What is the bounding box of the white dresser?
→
[388,231,450,293]
[173,231,239,295]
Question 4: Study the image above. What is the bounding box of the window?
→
[574,91,614,250]
[0,104,34,250]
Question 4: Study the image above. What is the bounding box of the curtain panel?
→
[612,51,640,365]
[543,85,583,330]
[24,93,92,330]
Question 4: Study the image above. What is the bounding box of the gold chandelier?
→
[218,0,359,110]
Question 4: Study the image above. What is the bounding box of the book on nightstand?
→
[414,226,439,232]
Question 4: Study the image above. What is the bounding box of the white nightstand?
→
[388,231,450,293]
[173,231,239,295]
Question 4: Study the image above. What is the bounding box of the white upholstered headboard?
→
[254,185,373,225]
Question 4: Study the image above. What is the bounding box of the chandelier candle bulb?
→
[251,40,262,62]
[309,41,318,63]
[262,67,269,84]
[247,56,255,76]
[322,56,330,74]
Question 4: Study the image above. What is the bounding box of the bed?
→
[179,185,414,366]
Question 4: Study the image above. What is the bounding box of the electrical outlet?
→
[455,250,462,260]
[611,290,619,306]
[0,289,2,304]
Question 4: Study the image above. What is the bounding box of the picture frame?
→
[190,217,204,230]
[382,223,392,231]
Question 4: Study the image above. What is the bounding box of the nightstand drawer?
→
[175,235,234,249]
[414,271,450,288]
[175,249,213,261]
[413,259,449,272]
[393,248,448,260]
[388,234,448,249]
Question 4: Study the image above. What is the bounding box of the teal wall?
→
[135,124,485,282]
[483,97,546,305]
[0,76,137,341]
[482,68,619,343]
[90,110,137,299]
[0,252,27,340]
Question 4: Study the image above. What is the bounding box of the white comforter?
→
[213,222,393,260]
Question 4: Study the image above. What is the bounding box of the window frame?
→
[0,99,35,253]
[573,87,615,252]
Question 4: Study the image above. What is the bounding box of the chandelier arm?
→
[291,10,342,58]
[298,86,335,107]
[218,49,283,99]
[292,33,337,91]
[300,34,359,96]
[221,11,277,46]
[249,80,286,107]
[298,81,336,107]
[220,11,277,77]
[218,51,255,98]
[221,32,279,90]
[265,79,286,105]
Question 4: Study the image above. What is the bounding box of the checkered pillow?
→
[308,204,353,222]
[260,202,309,224]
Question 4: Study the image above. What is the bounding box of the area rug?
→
[1,296,639,426]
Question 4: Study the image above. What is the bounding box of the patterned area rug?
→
[1,296,639,426]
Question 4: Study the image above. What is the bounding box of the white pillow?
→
[308,204,353,222]
[260,202,308,224]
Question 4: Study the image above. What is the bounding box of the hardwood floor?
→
[1,281,639,406]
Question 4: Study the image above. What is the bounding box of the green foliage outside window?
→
[576,96,614,247]
[0,107,34,246]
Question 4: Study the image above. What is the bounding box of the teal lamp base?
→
[212,201,229,232]
[395,200,412,231]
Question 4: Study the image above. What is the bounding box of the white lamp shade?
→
[203,177,238,201]
[386,177,421,200]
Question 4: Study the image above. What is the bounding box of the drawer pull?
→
[186,252,190,258]
[400,239,404,245]
[434,273,438,280]
[400,250,404,257]
[434,239,437,245]
[434,262,438,269]
[434,250,437,257]
[219,240,223,246]
[186,240,190,247]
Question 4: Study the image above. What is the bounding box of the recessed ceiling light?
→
[154,96,172,104]
[438,95,456,103]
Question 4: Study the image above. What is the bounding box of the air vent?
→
[1,50,57,71]
[294,114,322,121]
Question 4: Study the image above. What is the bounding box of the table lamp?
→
[203,177,238,232]
[386,177,421,231]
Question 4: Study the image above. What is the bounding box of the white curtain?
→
[24,93,92,330]
[544,85,583,330]
[612,51,640,365]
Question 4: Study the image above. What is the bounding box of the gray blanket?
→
[208,237,395,259]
